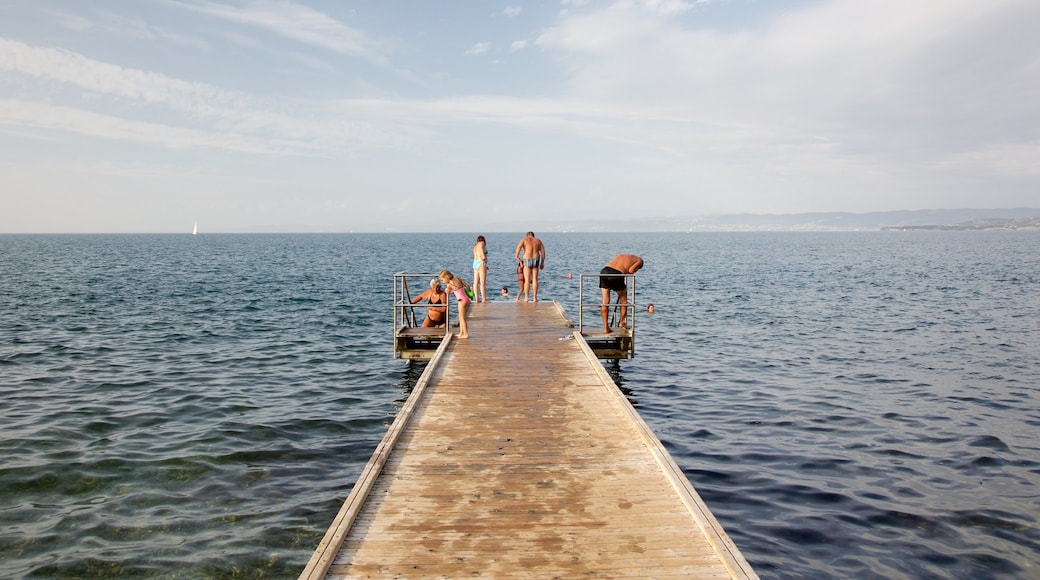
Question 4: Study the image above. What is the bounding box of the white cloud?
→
[167,0,392,63]
[0,39,419,154]
[510,40,528,52]
[537,0,1040,164]
[47,8,94,32]
[950,142,1040,178]
[465,42,492,56]
[0,38,241,113]
[282,50,338,74]
[96,11,210,51]
[0,99,320,154]
[637,0,695,17]
[504,6,522,18]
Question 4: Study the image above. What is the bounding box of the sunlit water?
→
[1,232,1038,578]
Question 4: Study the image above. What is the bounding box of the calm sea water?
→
[1,232,1038,579]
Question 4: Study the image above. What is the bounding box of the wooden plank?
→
[396,326,446,337]
[302,302,757,579]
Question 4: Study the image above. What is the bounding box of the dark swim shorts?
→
[599,266,626,291]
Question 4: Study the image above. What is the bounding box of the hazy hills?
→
[500,208,1040,233]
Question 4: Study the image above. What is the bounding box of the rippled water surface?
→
[1,232,1038,578]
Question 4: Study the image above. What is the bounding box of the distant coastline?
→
[485,207,1040,234]
[880,216,1040,231]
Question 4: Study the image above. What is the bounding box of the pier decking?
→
[302,301,756,579]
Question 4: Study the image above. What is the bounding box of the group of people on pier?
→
[411,232,643,339]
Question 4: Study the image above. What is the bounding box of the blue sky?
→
[2,0,1037,233]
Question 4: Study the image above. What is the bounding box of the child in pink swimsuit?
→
[438,269,472,338]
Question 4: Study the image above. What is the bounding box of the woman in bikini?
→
[438,269,473,338]
[410,278,447,327]
[472,235,488,303]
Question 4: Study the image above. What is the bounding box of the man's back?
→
[516,232,545,260]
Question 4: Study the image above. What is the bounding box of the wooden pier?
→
[302,301,757,579]
[394,272,636,360]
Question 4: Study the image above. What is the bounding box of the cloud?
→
[4,0,1038,223]
[0,99,314,154]
[0,38,417,154]
[0,38,238,111]
[504,6,522,17]
[47,8,94,32]
[95,11,210,50]
[536,0,1040,169]
[465,42,491,56]
[167,0,392,63]
[2,36,608,158]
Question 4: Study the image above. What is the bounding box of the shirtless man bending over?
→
[599,254,643,333]
[514,231,546,302]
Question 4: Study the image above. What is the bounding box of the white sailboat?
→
[192,220,198,235]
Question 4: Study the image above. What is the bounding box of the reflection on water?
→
[392,360,428,408]
[600,358,639,407]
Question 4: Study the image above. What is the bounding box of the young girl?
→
[514,260,525,302]
[438,269,472,339]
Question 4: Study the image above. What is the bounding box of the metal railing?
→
[393,273,450,359]
[393,271,636,359]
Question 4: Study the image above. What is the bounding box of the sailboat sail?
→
[192,221,198,235]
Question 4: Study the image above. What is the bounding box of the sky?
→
[1,0,1038,233]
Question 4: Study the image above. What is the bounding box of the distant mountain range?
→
[498,208,1040,233]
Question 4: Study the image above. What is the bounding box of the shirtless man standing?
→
[513,231,546,302]
[599,254,643,333]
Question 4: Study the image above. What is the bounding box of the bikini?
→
[453,287,471,305]
[424,294,446,324]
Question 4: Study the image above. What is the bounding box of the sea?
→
[1,231,1038,579]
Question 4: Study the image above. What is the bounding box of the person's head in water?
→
[647,303,655,314]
